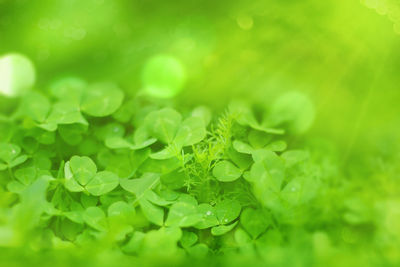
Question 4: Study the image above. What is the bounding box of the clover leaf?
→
[266,91,315,134]
[69,156,97,186]
[144,108,182,143]
[120,173,165,226]
[214,199,241,224]
[64,156,119,196]
[46,101,87,126]
[229,100,284,135]
[194,204,220,229]
[85,171,119,196]
[165,201,202,227]
[49,77,86,104]
[81,82,124,117]
[108,201,136,223]
[180,231,198,249]
[105,136,156,150]
[83,206,107,231]
[211,221,238,236]
[0,143,21,163]
[213,161,242,182]
[174,116,207,147]
[240,208,270,239]
[0,143,27,169]
[20,91,50,123]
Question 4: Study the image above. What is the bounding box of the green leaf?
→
[281,150,310,167]
[96,122,125,141]
[140,158,180,175]
[86,171,119,196]
[240,208,270,239]
[64,162,84,192]
[180,231,198,248]
[177,194,198,206]
[187,243,208,258]
[144,108,182,143]
[213,161,242,182]
[248,151,285,209]
[120,173,160,197]
[234,227,252,246]
[194,204,219,229]
[83,206,107,231]
[37,122,57,132]
[9,155,28,168]
[174,116,206,147]
[46,102,87,125]
[234,228,255,255]
[58,124,87,146]
[0,143,21,163]
[14,167,36,185]
[107,201,135,221]
[160,169,186,189]
[229,100,284,134]
[20,91,50,122]
[233,140,254,154]
[81,82,124,117]
[122,231,146,254]
[104,136,136,149]
[214,199,241,224]
[49,77,86,104]
[64,210,84,224]
[229,100,258,126]
[80,194,98,208]
[211,221,238,236]
[7,180,26,193]
[13,177,50,233]
[98,149,149,179]
[266,91,315,134]
[0,163,7,170]
[281,176,319,206]
[165,201,202,227]
[248,130,272,148]
[150,147,176,160]
[138,198,164,226]
[69,156,97,186]
[227,147,253,170]
[105,136,156,150]
[191,106,212,126]
[265,140,287,152]
[144,190,173,206]
[120,173,164,225]
[133,125,151,145]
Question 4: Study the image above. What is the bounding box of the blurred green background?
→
[1,0,400,265]
[1,0,399,151]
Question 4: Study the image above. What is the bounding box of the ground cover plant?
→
[0,80,328,265]
[1,0,400,266]
[0,77,398,267]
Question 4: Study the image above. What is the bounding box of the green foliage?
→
[81,82,124,117]
[1,1,400,266]
[212,161,242,182]
[0,84,398,267]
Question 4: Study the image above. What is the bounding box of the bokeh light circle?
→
[0,53,36,97]
[141,54,185,98]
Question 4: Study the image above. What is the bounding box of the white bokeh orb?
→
[0,53,36,97]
